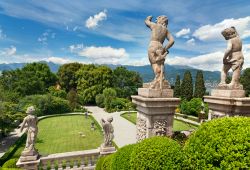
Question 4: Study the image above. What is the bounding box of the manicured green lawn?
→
[36,115,103,155]
[121,112,197,131]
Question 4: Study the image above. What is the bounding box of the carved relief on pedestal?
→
[136,117,147,142]
[153,120,167,136]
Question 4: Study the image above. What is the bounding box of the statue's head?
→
[221,26,238,40]
[107,117,113,123]
[26,106,35,115]
[156,15,168,26]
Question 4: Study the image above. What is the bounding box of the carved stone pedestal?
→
[132,87,180,142]
[16,158,40,170]
[204,89,250,120]
[99,145,116,156]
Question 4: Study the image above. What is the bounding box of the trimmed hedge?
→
[2,158,18,168]
[111,144,136,170]
[96,156,106,170]
[184,117,250,169]
[0,134,26,166]
[102,154,114,170]
[130,136,184,170]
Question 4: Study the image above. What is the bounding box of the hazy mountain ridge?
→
[0,62,220,86]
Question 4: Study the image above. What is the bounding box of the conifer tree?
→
[174,74,181,97]
[194,70,206,98]
[181,71,193,100]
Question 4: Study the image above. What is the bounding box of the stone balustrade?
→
[39,149,100,170]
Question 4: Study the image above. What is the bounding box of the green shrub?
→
[184,117,250,169]
[180,98,208,117]
[2,158,18,168]
[96,94,105,108]
[102,154,114,170]
[111,144,136,170]
[96,156,106,170]
[103,88,117,111]
[18,94,71,116]
[130,136,184,170]
[110,98,130,111]
[48,86,67,99]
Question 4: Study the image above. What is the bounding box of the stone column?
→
[132,86,180,142]
[204,89,250,119]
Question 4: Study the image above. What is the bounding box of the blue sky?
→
[0,0,250,71]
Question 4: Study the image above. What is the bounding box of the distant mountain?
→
[107,64,220,84]
[0,61,60,73]
[0,62,220,90]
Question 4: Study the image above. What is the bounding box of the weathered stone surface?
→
[16,158,40,170]
[138,87,173,98]
[204,95,250,119]
[19,155,38,162]
[100,146,116,155]
[145,15,174,90]
[218,26,244,89]
[132,95,180,141]
[211,89,245,98]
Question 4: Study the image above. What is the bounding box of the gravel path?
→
[85,106,137,148]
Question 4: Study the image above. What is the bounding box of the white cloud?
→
[167,51,224,71]
[167,43,250,71]
[85,10,107,29]
[38,30,56,45]
[186,38,195,46]
[0,46,17,56]
[45,57,73,64]
[175,28,190,38]
[69,45,129,64]
[193,16,250,41]
[69,44,84,53]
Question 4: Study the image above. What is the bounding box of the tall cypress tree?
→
[174,74,181,97]
[181,71,193,101]
[194,70,206,98]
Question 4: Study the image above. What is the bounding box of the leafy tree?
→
[95,94,105,108]
[194,70,206,98]
[48,86,67,99]
[174,74,181,97]
[57,63,83,92]
[241,68,250,96]
[67,89,78,110]
[112,66,142,98]
[181,71,193,100]
[77,65,113,104]
[0,62,57,97]
[103,88,117,111]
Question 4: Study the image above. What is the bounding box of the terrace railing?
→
[40,149,100,170]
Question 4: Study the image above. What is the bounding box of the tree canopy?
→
[194,70,206,98]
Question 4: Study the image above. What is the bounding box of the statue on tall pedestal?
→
[218,26,244,89]
[19,106,39,161]
[101,117,114,147]
[145,15,175,89]
[100,117,116,155]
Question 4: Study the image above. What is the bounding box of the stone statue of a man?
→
[218,26,244,89]
[145,15,174,89]
[101,117,114,147]
[20,106,38,157]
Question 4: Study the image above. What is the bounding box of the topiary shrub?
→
[184,117,250,169]
[2,158,18,168]
[102,154,114,170]
[96,156,106,170]
[111,144,136,170]
[130,136,184,170]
